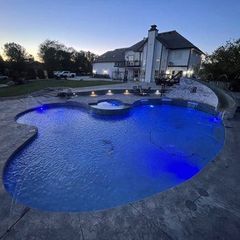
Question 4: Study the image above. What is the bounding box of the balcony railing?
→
[114,61,141,67]
[125,60,141,67]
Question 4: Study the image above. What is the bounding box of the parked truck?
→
[54,71,76,79]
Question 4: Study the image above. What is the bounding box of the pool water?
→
[3,104,224,212]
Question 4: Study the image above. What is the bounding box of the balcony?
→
[114,61,141,68]
[125,60,141,67]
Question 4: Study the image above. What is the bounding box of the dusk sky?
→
[0,0,240,59]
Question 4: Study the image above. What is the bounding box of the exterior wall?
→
[168,49,190,67]
[92,62,117,78]
[93,62,128,80]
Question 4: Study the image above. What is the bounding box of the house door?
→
[133,69,139,81]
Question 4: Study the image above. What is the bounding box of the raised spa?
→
[89,99,130,115]
[3,103,224,212]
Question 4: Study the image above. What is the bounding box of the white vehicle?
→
[0,75,8,80]
[54,71,76,79]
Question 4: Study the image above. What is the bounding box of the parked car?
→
[0,75,8,81]
[54,71,76,79]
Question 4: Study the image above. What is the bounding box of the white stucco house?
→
[92,25,203,82]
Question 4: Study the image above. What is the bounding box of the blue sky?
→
[0,0,239,59]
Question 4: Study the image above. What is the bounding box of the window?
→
[128,55,134,61]
[134,70,139,78]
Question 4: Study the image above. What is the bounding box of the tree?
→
[201,39,240,81]
[3,42,28,62]
[71,50,92,73]
[2,42,39,82]
[0,55,5,74]
[39,39,95,74]
[38,40,71,71]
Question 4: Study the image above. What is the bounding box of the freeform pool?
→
[3,103,224,212]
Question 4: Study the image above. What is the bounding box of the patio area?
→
[0,79,239,239]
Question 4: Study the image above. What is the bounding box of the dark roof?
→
[128,39,147,52]
[94,41,147,63]
[157,31,203,53]
[94,31,203,63]
[94,48,127,63]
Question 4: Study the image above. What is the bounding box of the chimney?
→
[145,25,158,82]
[149,24,158,32]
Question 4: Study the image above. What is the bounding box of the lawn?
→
[0,79,122,97]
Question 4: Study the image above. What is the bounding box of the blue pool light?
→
[209,116,221,123]
[36,106,47,113]
[166,161,199,180]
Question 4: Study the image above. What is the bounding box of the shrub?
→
[37,69,45,79]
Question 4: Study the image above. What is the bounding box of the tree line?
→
[199,38,240,83]
[1,38,239,85]
[0,40,97,83]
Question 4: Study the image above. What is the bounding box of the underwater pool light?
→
[36,105,47,113]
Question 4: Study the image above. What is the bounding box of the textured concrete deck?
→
[0,80,240,239]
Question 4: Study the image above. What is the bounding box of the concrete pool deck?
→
[0,79,240,239]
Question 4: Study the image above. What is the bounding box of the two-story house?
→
[93,25,203,82]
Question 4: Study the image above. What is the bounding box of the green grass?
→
[0,79,122,97]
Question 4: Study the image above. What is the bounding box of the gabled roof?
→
[94,30,203,63]
[94,48,127,63]
[157,31,203,53]
[128,39,147,52]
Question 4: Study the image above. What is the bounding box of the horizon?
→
[0,0,240,60]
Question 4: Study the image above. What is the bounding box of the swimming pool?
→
[3,103,224,212]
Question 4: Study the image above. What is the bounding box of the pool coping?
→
[0,85,240,239]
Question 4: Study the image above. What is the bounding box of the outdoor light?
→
[103,70,108,75]
[166,70,170,75]
[106,90,113,95]
[124,89,130,95]
[155,90,161,95]
[93,70,97,74]
[90,91,97,97]
[183,71,187,76]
